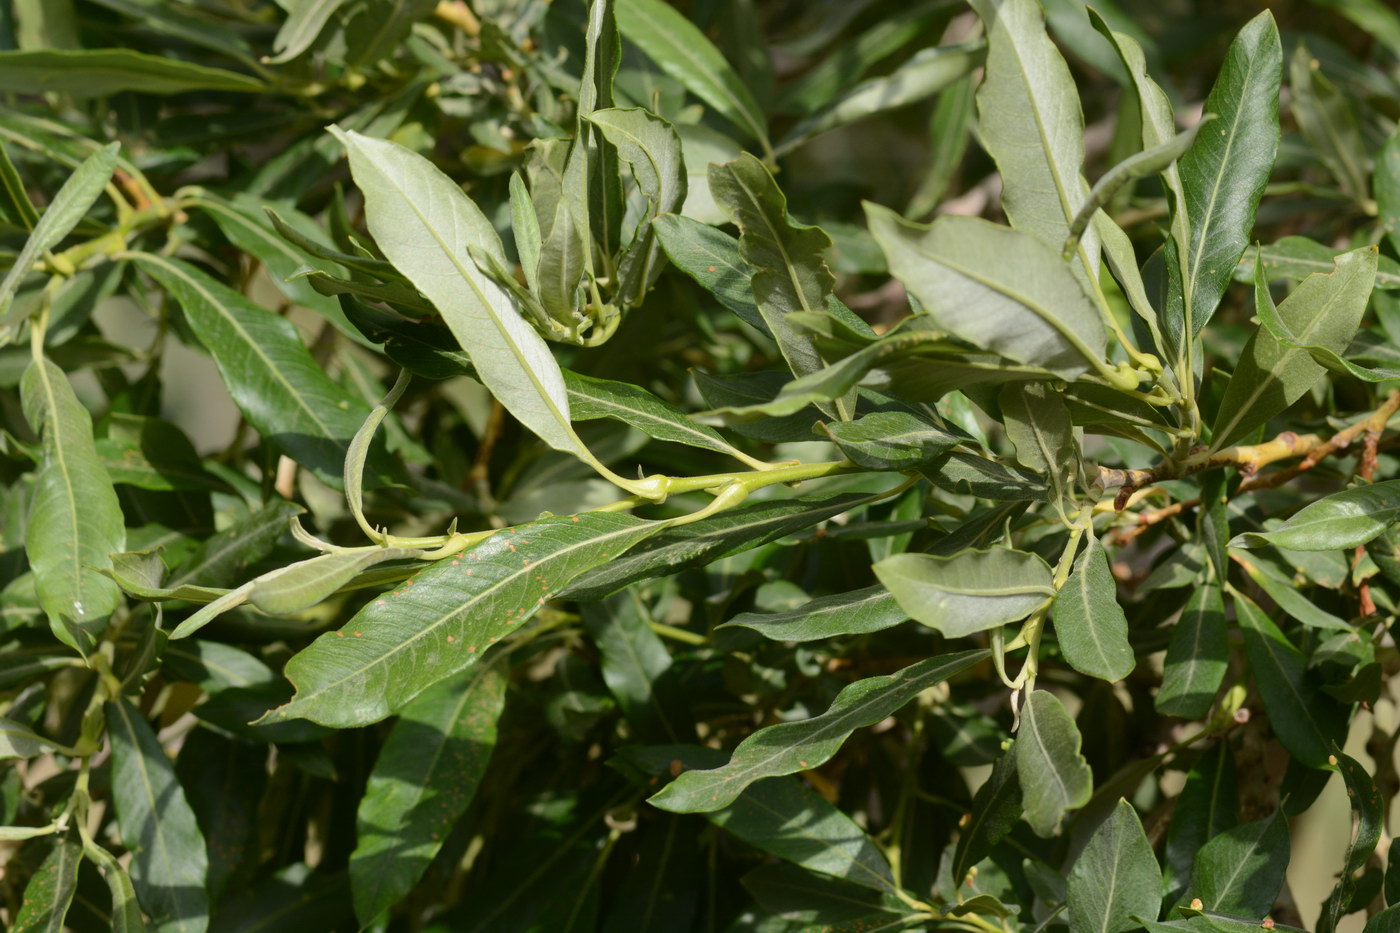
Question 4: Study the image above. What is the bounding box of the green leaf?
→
[583,592,691,743]
[1067,799,1162,933]
[105,697,210,933]
[1378,128,1400,259]
[951,748,1021,883]
[1173,11,1282,343]
[0,716,61,759]
[1052,536,1134,682]
[565,493,886,601]
[166,500,303,589]
[1229,480,1400,551]
[1234,591,1348,768]
[81,842,148,933]
[652,212,765,332]
[874,548,1053,638]
[1015,688,1093,837]
[865,206,1108,380]
[600,816,699,932]
[1241,237,1400,291]
[1318,753,1383,933]
[21,359,125,654]
[710,154,847,417]
[970,0,1094,278]
[823,411,959,470]
[128,252,375,489]
[99,549,227,604]
[648,649,987,812]
[1290,44,1368,202]
[1232,552,1350,632]
[268,0,353,63]
[350,664,507,925]
[11,832,82,933]
[1211,245,1377,450]
[564,369,766,469]
[0,142,117,320]
[0,142,39,231]
[711,777,895,894]
[616,0,771,155]
[247,547,423,616]
[1164,741,1237,900]
[775,43,984,156]
[0,49,263,95]
[1187,809,1289,917]
[722,584,906,642]
[333,129,599,468]
[923,451,1047,501]
[587,107,687,303]
[999,381,1076,505]
[1156,583,1228,719]
[264,513,664,727]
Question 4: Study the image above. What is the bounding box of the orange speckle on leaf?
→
[353,632,362,637]
[571,516,580,522]
[447,635,455,643]
[336,631,345,637]
[707,266,716,272]
[452,559,460,565]
[376,600,386,607]
[468,645,477,652]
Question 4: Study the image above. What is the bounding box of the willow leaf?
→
[722,584,906,642]
[1156,583,1228,718]
[11,832,82,933]
[1052,536,1134,682]
[649,649,987,812]
[268,0,352,63]
[1016,689,1093,837]
[875,548,1053,638]
[263,513,664,728]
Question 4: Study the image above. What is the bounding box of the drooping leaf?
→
[1156,583,1228,718]
[127,252,376,489]
[648,649,988,812]
[1067,799,1162,933]
[1234,591,1348,768]
[350,665,507,925]
[0,715,63,759]
[874,548,1053,638]
[264,513,664,727]
[615,0,771,153]
[1052,536,1134,682]
[21,359,125,654]
[1211,245,1377,449]
[866,206,1109,380]
[1172,11,1283,343]
[11,832,82,933]
[1187,809,1290,917]
[332,128,593,464]
[1015,689,1093,837]
[105,697,210,933]
[1229,480,1400,551]
[722,584,906,642]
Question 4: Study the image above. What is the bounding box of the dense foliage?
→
[5,0,1400,930]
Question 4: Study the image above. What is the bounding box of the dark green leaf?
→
[1164,741,1237,901]
[951,748,1021,884]
[0,49,262,95]
[1156,583,1228,719]
[1187,809,1289,917]
[722,584,906,642]
[824,411,959,470]
[583,592,692,743]
[1318,753,1383,933]
[11,832,82,933]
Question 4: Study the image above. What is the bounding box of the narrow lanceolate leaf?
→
[1242,236,1400,290]
[565,493,883,601]
[1187,809,1290,917]
[11,832,82,933]
[874,548,1054,638]
[22,359,125,655]
[106,697,210,933]
[248,547,423,616]
[1211,245,1377,450]
[823,411,959,470]
[333,129,587,461]
[167,500,303,589]
[564,369,766,469]
[1067,800,1162,933]
[1164,742,1237,900]
[952,749,1022,883]
[1156,583,1228,718]
[710,154,846,417]
[866,206,1108,380]
[722,584,906,642]
[970,0,1097,281]
[649,649,987,812]
[1234,591,1347,768]
[128,252,375,489]
[1016,689,1093,837]
[1318,753,1383,933]
[615,0,770,153]
[267,0,352,63]
[583,593,691,744]
[1174,11,1282,342]
[1378,127,1400,259]
[0,49,263,95]
[0,142,117,319]
[652,213,765,332]
[1229,480,1400,552]
[1052,537,1134,682]
[710,777,895,894]
[264,513,664,728]
[587,108,687,303]
[82,842,147,933]
[350,665,507,925]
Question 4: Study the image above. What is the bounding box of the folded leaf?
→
[875,548,1053,638]
[649,649,987,812]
